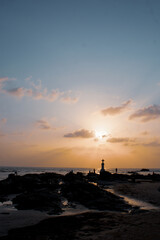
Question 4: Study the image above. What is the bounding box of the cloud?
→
[30,79,42,90]
[0,77,9,90]
[0,77,16,90]
[129,105,160,122]
[64,129,94,138]
[0,133,6,137]
[45,90,60,102]
[0,77,8,83]
[60,96,79,104]
[101,100,132,116]
[25,76,33,82]
[107,136,160,148]
[35,118,63,132]
[131,140,160,148]
[0,118,7,124]
[94,138,99,142]
[141,131,149,135]
[0,118,7,129]
[35,120,52,130]
[4,86,60,101]
[107,137,136,144]
[0,77,79,104]
[10,131,24,136]
[141,141,160,147]
[5,88,25,98]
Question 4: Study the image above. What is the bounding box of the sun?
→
[95,130,108,140]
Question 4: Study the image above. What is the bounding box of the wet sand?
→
[113,181,160,206]
[0,210,48,237]
[0,211,160,240]
[0,203,90,237]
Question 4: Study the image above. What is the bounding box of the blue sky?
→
[1,0,160,167]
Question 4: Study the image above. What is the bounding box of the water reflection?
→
[106,188,159,211]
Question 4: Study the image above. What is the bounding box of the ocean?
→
[0,166,160,181]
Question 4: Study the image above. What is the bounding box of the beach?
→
[1,172,160,239]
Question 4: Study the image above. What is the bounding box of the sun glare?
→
[95,130,108,140]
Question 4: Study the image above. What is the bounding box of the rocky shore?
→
[1,171,160,239]
[0,171,131,214]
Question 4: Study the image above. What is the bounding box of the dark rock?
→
[140,169,149,172]
[0,196,8,202]
[12,188,62,214]
[0,172,62,196]
[63,171,85,182]
[62,172,130,211]
[99,171,112,180]
[0,171,132,215]
[0,172,64,215]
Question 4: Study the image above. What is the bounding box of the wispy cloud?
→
[35,120,52,130]
[0,118,7,124]
[129,105,160,122]
[107,136,160,148]
[10,131,24,136]
[0,77,9,90]
[60,96,79,104]
[30,79,42,90]
[45,90,60,102]
[107,137,136,144]
[0,77,8,83]
[0,77,79,104]
[3,86,60,101]
[0,133,6,137]
[25,76,33,82]
[141,131,149,135]
[140,141,160,147]
[0,118,7,131]
[101,100,132,116]
[64,129,94,138]
[0,77,16,90]
[5,88,25,98]
[131,140,160,148]
[26,88,60,101]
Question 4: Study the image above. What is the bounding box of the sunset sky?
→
[1,0,160,168]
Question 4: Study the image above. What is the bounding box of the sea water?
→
[0,166,92,181]
[0,166,160,181]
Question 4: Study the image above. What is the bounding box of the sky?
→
[1,0,160,168]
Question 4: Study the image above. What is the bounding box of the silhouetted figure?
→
[93,169,95,174]
[115,168,118,174]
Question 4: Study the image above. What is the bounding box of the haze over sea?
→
[0,166,160,181]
